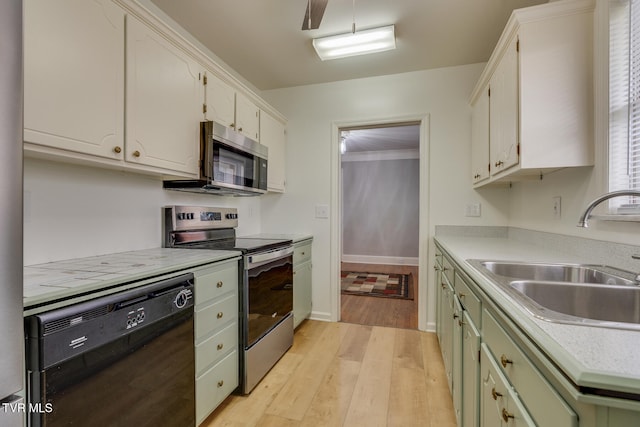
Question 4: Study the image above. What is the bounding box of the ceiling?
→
[341,125,420,153]
[150,0,548,91]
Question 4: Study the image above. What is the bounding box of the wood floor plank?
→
[343,326,396,427]
[203,321,456,427]
[264,323,344,421]
[299,359,362,426]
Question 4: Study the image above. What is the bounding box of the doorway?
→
[338,122,421,329]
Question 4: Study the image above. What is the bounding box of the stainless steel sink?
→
[479,261,636,286]
[510,280,640,325]
[467,259,640,330]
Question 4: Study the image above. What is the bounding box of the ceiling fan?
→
[301,0,328,30]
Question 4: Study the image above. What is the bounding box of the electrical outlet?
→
[552,196,561,219]
[315,204,329,219]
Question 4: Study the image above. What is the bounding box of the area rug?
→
[341,271,410,299]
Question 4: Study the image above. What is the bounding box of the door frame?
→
[329,114,431,330]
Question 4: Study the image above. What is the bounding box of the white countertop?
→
[24,248,241,309]
[434,235,640,395]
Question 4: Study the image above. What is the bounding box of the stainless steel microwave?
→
[164,121,268,196]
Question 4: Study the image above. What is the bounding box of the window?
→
[610,0,640,213]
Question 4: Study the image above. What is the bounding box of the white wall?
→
[24,157,262,265]
[260,64,510,326]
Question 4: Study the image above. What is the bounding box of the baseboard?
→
[341,254,419,266]
[309,311,332,322]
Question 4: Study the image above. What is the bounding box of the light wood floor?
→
[202,320,456,427]
[340,263,419,329]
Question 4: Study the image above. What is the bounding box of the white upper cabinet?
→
[24,0,125,159]
[469,0,594,186]
[259,112,286,192]
[205,73,260,141]
[489,35,520,176]
[204,73,236,127]
[471,85,490,184]
[126,15,201,176]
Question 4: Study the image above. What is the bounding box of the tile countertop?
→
[24,248,241,310]
[434,235,640,396]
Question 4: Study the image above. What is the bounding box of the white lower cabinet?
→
[293,239,312,328]
[193,258,240,425]
[480,344,535,427]
[434,242,640,427]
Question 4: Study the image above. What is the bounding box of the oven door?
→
[243,246,294,348]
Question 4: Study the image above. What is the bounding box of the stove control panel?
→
[164,206,239,232]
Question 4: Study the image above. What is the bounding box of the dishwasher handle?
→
[246,246,293,269]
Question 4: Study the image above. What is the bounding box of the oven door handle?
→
[246,246,294,268]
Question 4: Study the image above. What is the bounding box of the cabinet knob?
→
[113,146,122,154]
[458,292,466,299]
[495,160,504,167]
[217,312,224,319]
[132,150,141,158]
[501,408,514,422]
[230,123,235,128]
[217,380,224,388]
[453,313,459,320]
[500,354,513,368]
[491,387,503,400]
[217,281,223,288]
[238,127,243,132]
[217,343,224,351]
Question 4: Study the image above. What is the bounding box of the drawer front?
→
[443,255,454,285]
[483,310,577,427]
[293,241,312,265]
[196,350,239,424]
[194,261,238,307]
[195,293,238,343]
[195,321,238,376]
[455,272,482,328]
[480,344,536,427]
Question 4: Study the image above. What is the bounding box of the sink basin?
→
[510,280,640,325]
[467,259,640,330]
[479,261,636,286]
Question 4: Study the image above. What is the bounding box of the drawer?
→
[194,261,239,307]
[455,272,481,328]
[195,321,238,376]
[293,241,312,265]
[195,292,238,343]
[483,310,577,427]
[443,255,454,286]
[480,344,536,427]
[196,350,239,424]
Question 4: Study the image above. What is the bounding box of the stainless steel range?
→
[163,205,293,394]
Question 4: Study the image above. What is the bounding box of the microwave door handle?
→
[246,247,293,268]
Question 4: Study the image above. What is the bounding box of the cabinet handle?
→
[491,387,503,400]
[500,354,513,368]
[230,123,235,128]
[113,146,122,154]
[458,292,466,299]
[495,160,504,167]
[501,408,514,422]
[132,150,141,158]
[453,313,459,320]
[441,283,446,289]
[217,312,224,319]
[458,319,465,327]
[217,343,224,351]
[217,380,224,388]
[217,281,223,288]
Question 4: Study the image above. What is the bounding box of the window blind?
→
[609,0,640,211]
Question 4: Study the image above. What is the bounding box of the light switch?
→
[465,203,481,217]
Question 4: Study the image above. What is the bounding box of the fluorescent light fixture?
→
[312,25,396,60]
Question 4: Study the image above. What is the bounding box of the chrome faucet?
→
[577,190,640,228]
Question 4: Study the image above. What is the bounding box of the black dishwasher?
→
[25,273,195,427]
